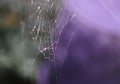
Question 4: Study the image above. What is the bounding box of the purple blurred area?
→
[39,0,120,84]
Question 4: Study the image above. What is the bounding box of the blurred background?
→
[0,0,60,84]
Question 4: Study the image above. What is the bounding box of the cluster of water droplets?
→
[21,0,59,61]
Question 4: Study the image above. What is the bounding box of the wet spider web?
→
[21,0,60,61]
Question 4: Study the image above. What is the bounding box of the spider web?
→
[21,0,60,61]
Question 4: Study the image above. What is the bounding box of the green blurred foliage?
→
[0,1,36,84]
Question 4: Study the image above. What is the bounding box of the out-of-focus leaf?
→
[2,13,20,28]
